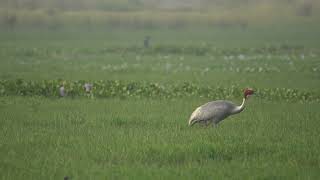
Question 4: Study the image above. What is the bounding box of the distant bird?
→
[144,36,151,48]
[59,86,66,97]
[188,88,254,127]
[84,83,93,93]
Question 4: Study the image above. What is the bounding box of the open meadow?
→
[1,0,320,179]
[1,27,320,179]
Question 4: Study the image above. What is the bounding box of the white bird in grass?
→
[188,88,254,127]
[84,83,93,93]
[59,86,66,97]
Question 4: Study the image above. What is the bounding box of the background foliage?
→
[1,0,320,179]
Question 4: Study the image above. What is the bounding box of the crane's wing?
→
[189,100,236,125]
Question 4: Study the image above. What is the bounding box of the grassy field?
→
[0,97,319,179]
[0,25,320,179]
[1,27,320,89]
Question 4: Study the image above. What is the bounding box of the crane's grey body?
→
[189,99,245,126]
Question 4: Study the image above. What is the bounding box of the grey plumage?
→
[188,88,254,126]
[189,100,243,126]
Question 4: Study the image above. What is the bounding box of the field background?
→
[1,0,320,179]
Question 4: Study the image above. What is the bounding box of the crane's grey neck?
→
[231,98,246,114]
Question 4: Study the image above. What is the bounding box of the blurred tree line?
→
[0,0,318,30]
[0,0,317,13]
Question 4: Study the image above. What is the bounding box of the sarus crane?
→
[188,88,254,126]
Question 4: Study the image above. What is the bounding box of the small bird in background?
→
[84,83,93,93]
[189,88,254,127]
[59,81,67,97]
[59,85,66,97]
[144,36,151,48]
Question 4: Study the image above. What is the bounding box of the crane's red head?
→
[244,88,254,99]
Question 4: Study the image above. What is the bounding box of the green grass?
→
[1,28,320,89]
[0,96,319,179]
[0,26,320,179]
[2,25,320,47]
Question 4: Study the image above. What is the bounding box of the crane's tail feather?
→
[189,107,202,127]
[188,118,198,126]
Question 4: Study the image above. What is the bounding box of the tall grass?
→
[0,96,319,179]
